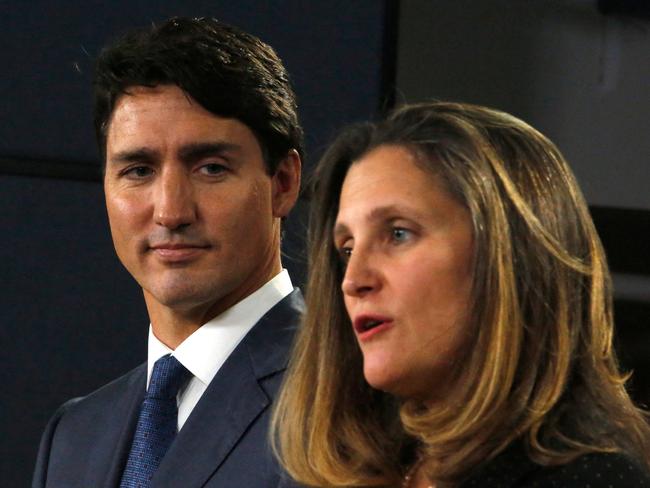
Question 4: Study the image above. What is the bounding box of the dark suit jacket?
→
[461,441,650,487]
[33,289,304,488]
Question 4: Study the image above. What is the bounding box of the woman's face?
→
[334,145,474,401]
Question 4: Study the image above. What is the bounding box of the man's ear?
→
[271,149,301,218]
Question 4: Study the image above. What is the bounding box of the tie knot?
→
[147,354,191,399]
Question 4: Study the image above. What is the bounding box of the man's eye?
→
[200,163,227,175]
[125,166,153,178]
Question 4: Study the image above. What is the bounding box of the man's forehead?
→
[104,84,268,168]
[109,85,255,135]
[110,85,198,123]
[110,87,227,137]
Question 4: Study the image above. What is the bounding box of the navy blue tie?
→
[120,354,191,488]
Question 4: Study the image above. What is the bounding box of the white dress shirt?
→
[146,269,294,429]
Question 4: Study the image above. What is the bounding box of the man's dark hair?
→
[94,16,303,173]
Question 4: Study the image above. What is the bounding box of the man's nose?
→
[341,248,381,298]
[154,167,197,230]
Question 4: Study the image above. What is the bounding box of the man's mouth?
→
[149,242,209,250]
[148,243,210,261]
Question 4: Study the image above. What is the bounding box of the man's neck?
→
[144,262,283,349]
[148,309,204,350]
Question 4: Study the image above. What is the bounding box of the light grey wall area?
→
[396,0,649,210]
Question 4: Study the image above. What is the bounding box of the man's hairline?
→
[99,83,286,175]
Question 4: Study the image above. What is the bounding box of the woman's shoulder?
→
[462,449,650,488]
[518,452,650,487]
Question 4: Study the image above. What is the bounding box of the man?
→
[33,17,303,487]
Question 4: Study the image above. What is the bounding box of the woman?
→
[272,102,650,487]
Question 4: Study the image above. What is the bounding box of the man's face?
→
[104,85,298,322]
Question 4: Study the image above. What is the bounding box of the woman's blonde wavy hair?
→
[271,101,650,487]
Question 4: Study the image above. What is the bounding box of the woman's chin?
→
[362,360,410,397]
[362,359,441,402]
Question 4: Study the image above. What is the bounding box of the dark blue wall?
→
[0,2,393,484]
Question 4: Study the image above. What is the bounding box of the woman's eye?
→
[200,163,227,175]
[336,244,353,263]
[391,227,412,242]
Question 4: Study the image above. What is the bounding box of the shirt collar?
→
[147,269,293,388]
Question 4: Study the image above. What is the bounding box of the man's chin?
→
[141,279,225,312]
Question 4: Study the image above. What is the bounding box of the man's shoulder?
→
[242,288,303,380]
[54,362,146,421]
[33,363,147,487]
[261,287,305,324]
[250,287,304,335]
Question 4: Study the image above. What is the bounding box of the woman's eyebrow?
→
[332,221,350,240]
[333,205,421,237]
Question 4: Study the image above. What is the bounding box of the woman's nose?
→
[341,249,380,298]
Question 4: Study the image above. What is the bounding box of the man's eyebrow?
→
[177,142,241,162]
[109,147,158,165]
[108,142,242,166]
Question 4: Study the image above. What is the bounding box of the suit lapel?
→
[73,364,145,488]
[152,343,269,487]
[102,365,146,488]
[151,289,303,487]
